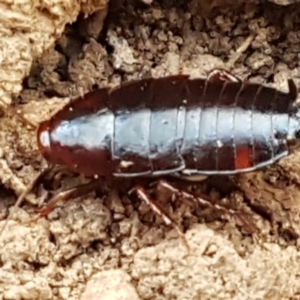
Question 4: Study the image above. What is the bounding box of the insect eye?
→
[296,130,300,139]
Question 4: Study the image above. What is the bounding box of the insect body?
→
[37,73,300,180]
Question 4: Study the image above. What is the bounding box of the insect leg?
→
[129,185,186,239]
[172,173,208,182]
[156,180,255,233]
[37,179,101,217]
[207,69,241,83]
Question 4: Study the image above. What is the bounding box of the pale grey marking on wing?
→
[51,108,114,150]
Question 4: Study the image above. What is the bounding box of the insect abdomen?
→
[38,75,298,178]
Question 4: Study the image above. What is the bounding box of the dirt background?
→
[1,0,300,299]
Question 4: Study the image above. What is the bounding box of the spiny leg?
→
[207,69,240,83]
[36,179,101,218]
[156,180,255,232]
[130,185,186,240]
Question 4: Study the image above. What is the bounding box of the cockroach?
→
[3,70,300,237]
[38,70,300,179]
